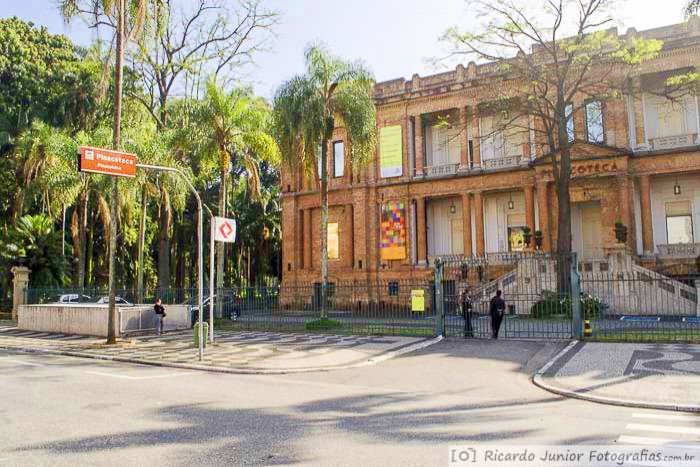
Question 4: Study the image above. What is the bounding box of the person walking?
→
[154,298,166,336]
[460,287,474,338]
[489,290,506,339]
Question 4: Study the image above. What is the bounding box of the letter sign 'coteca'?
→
[79,146,137,178]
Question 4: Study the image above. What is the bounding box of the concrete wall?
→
[18,304,191,337]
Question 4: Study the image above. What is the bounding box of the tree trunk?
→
[107,0,125,344]
[70,209,80,287]
[320,137,329,318]
[157,186,172,291]
[555,107,573,295]
[78,191,89,288]
[136,184,148,302]
[85,203,93,286]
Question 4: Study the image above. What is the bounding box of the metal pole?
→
[136,163,210,360]
[209,218,215,343]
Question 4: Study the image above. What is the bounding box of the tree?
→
[1,215,69,287]
[273,44,376,317]
[59,0,163,343]
[128,0,279,128]
[198,81,279,310]
[442,0,661,258]
[686,0,700,16]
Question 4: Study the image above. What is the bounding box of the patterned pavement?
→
[0,324,430,372]
[538,341,700,411]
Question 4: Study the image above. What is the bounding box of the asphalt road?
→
[0,339,696,466]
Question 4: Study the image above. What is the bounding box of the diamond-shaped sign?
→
[214,217,236,243]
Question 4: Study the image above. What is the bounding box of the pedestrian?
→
[489,289,506,339]
[460,287,473,338]
[154,298,166,336]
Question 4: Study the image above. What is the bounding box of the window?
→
[388,282,399,296]
[333,141,344,177]
[428,122,460,166]
[665,201,694,244]
[327,222,339,259]
[565,103,575,142]
[585,101,604,143]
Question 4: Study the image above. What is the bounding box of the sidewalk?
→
[534,341,700,412]
[0,324,439,374]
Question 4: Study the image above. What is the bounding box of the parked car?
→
[51,294,92,304]
[93,296,133,306]
[184,294,240,326]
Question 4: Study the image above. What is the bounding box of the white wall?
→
[650,174,700,249]
[483,191,526,253]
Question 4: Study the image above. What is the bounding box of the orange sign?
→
[79,146,137,178]
[541,161,619,179]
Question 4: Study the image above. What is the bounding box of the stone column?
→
[536,181,551,252]
[414,116,425,177]
[303,209,312,270]
[474,191,485,256]
[11,266,30,321]
[416,197,427,266]
[471,113,481,169]
[524,185,536,247]
[461,193,473,257]
[639,174,654,255]
[618,174,632,248]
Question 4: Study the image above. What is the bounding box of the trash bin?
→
[193,321,209,348]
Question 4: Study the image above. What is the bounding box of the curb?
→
[0,335,443,375]
[532,340,700,413]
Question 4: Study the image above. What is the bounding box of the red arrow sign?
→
[214,217,236,243]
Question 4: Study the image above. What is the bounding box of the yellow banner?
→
[379,125,403,178]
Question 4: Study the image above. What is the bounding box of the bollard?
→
[193,321,209,348]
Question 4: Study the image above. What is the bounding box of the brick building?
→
[280,17,700,287]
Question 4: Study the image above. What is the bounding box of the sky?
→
[2,0,693,99]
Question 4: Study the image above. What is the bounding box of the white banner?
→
[213,217,236,243]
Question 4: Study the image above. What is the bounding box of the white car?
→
[51,294,92,304]
[94,296,133,306]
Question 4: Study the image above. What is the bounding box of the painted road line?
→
[84,371,191,380]
[0,357,43,367]
[626,423,700,437]
[618,435,700,449]
[632,412,700,422]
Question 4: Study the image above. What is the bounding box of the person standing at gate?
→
[460,287,474,338]
[489,290,506,339]
[154,298,166,336]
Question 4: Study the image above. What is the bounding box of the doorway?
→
[572,201,603,259]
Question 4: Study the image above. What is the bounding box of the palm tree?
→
[199,81,280,303]
[273,44,376,317]
[2,215,69,287]
[58,0,163,343]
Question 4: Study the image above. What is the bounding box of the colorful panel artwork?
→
[380,202,407,260]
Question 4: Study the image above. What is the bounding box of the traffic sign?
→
[79,146,137,178]
[214,217,237,243]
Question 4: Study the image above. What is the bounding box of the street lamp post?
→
[136,163,210,360]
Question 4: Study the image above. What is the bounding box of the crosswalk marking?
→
[618,435,700,450]
[626,423,700,437]
[632,412,700,422]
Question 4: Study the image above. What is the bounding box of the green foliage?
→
[530,291,602,319]
[273,43,377,176]
[305,318,344,331]
[0,215,69,287]
[0,18,101,136]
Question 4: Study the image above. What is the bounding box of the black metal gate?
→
[435,253,576,340]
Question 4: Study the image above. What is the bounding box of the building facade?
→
[280,18,700,287]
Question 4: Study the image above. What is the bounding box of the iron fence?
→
[17,252,700,341]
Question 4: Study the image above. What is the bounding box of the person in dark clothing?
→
[154,298,166,336]
[460,288,474,338]
[489,290,506,339]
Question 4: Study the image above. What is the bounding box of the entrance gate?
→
[435,253,579,339]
